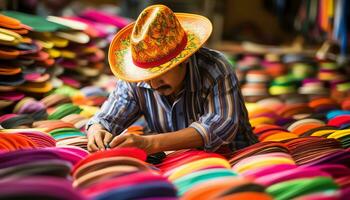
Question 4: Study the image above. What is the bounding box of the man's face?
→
[147,61,187,96]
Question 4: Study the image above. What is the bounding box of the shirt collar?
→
[136,81,151,89]
[136,52,202,93]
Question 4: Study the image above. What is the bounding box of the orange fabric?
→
[0,14,22,29]
[216,192,273,200]
[292,123,324,135]
[259,130,291,141]
[0,67,21,75]
[309,98,337,108]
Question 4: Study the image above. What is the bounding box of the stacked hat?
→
[241,69,271,100]
[0,149,75,179]
[73,147,178,199]
[0,14,31,98]
[262,54,287,77]
[0,10,118,100]
[269,75,297,96]
[0,177,87,200]
[299,78,329,95]
[157,150,236,196]
[0,128,55,149]
[181,177,271,200]
[284,137,343,165]
[266,177,339,200]
[0,11,66,96]
[33,119,88,149]
[0,91,24,110]
[228,141,290,166]
[232,152,295,174]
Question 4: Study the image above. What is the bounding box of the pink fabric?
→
[0,92,25,101]
[242,164,296,178]
[80,9,131,29]
[255,168,331,186]
[0,114,18,123]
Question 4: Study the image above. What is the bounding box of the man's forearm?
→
[148,127,204,153]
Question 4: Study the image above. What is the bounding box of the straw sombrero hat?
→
[108,4,212,82]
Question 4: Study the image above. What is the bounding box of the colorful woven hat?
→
[108,4,212,82]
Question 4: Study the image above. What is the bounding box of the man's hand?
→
[87,124,113,152]
[109,134,155,154]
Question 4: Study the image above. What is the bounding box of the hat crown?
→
[131,5,187,67]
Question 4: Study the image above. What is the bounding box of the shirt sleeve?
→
[86,80,141,135]
[189,74,245,152]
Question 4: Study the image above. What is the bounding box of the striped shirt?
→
[87,47,258,152]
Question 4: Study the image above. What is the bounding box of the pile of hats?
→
[0,12,59,96]
[157,150,236,196]
[231,52,350,102]
[0,9,130,113]
[0,147,88,199]
[0,129,55,151]
[1,10,108,89]
[73,147,178,200]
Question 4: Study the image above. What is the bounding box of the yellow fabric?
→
[234,157,295,174]
[79,105,100,118]
[311,129,336,137]
[168,157,231,181]
[262,132,298,142]
[327,129,350,139]
[250,117,275,127]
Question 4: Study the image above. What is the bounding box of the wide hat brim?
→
[108,13,212,82]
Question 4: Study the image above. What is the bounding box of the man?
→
[86,4,257,154]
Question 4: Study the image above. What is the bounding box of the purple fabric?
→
[0,159,72,178]
[0,149,61,169]
[276,117,295,126]
[17,101,46,114]
[0,176,87,200]
[305,150,350,168]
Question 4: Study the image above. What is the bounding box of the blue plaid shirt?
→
[87,47,257,152]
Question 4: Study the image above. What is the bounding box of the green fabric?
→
[339,135,350,148]
[51,85,81,97]
[48,103,82,120]
[271,75,297,86]
[320,62,339,70]
[266,177,339,200]
[2,11,69,32]
[337,82,350,92]
[291,63,315,80]
[52,132,85,140]
[49,128,85,139]
[174,169,236,196]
